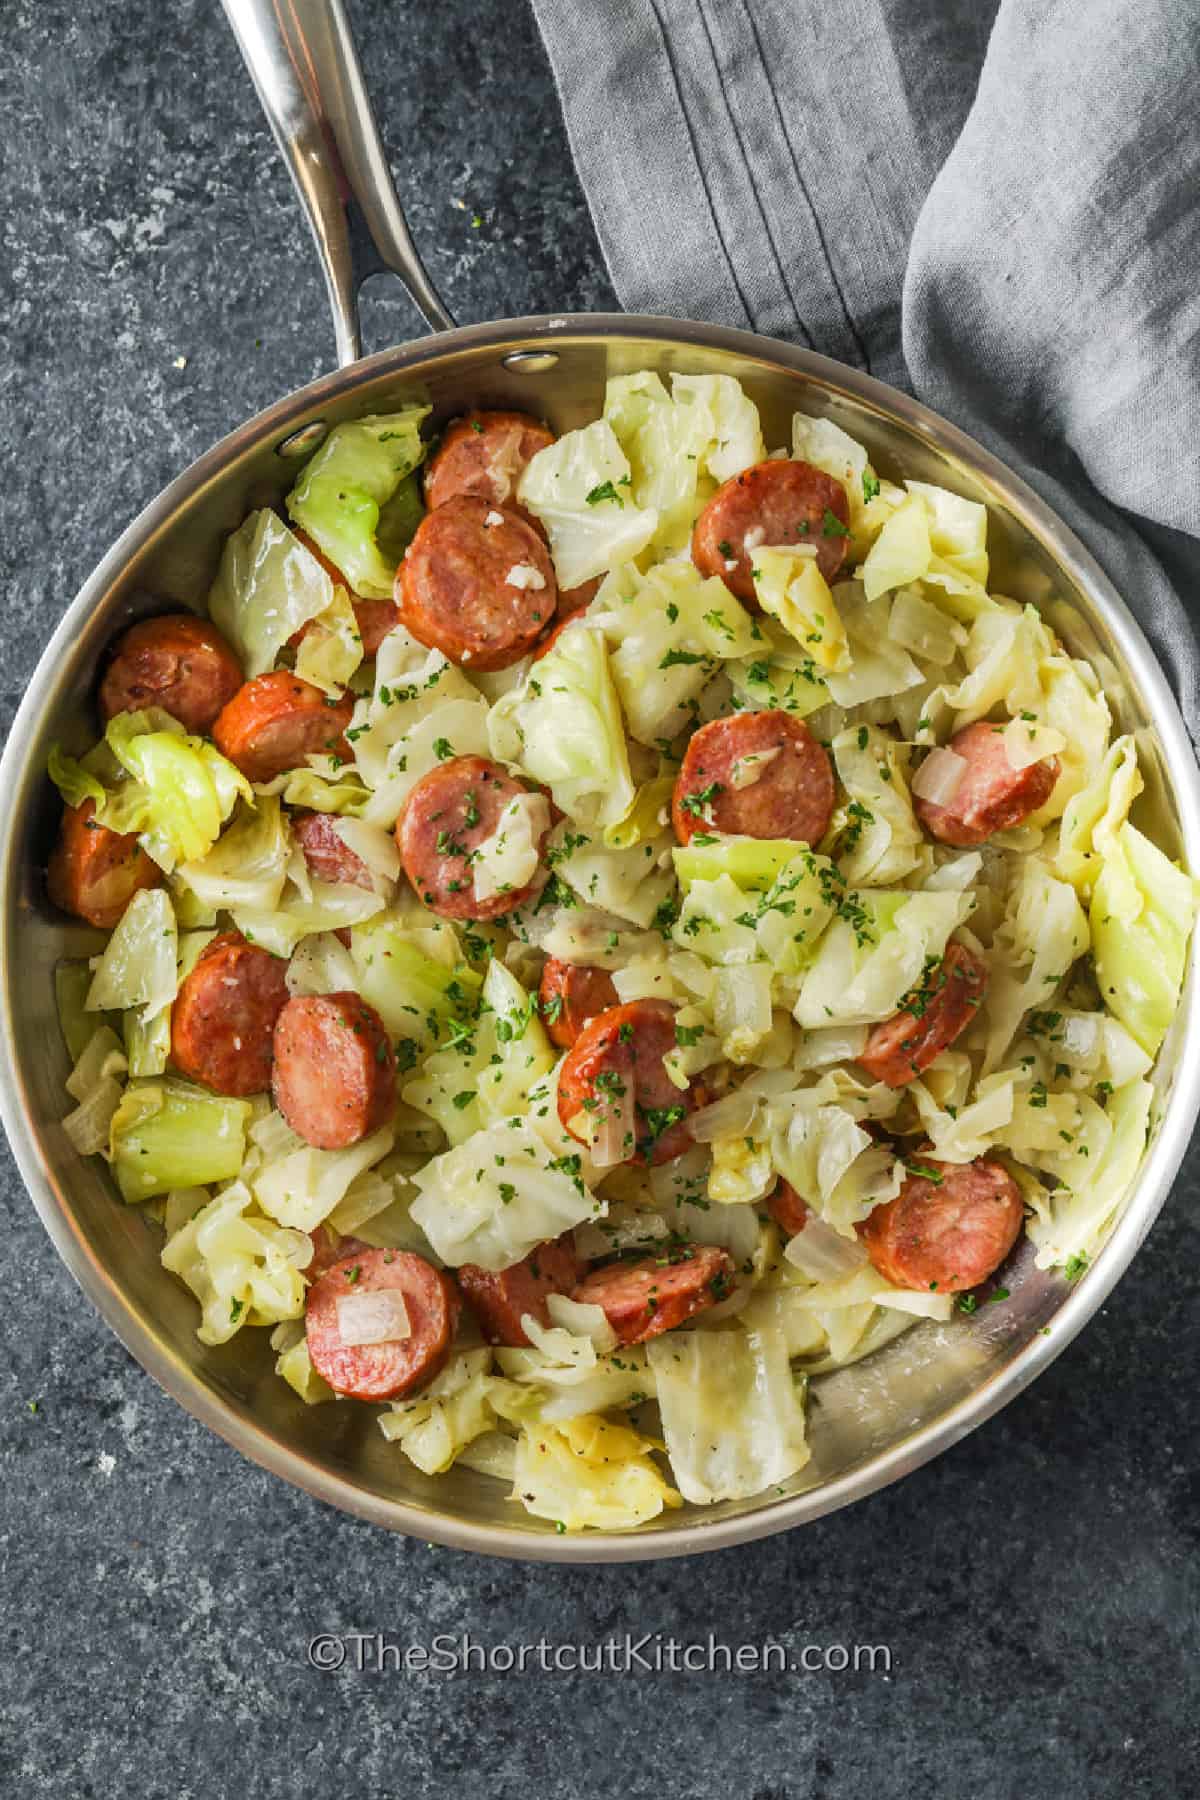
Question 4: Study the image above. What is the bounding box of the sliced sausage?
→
[289,529,402,658]
[396,496,557,671]
[672,711,834,846]
[46,799,161,931]
[572,1244,736,1345]
[170,930,290,1096]
[692,457,851,603]
[538,957,620,1049]
[858,1156,1024,1293]
[768,1178,810,1238]
[557,576,601,618]
[99,613,244,736]
[303,1224,369,1281]
[859,942,989,1087]
[212,671,354,784]
[272,991,396,1150]
[397,754,550,922]
[292,810,373,890]
[305,1247,460,1402]
[423,410,555,512]
[457,1233,583,1348]
[557,998,701,1167]
[915,722,1061,847]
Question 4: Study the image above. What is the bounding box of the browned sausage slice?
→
[423,410,556,512]
[914,722,1061,847]
[170,930,290,1096]
[692,458,851,603]
[457,1233,583,1347]
[99,613,244,736]
[538,957,620,1049]
[292,810,373,890]
[47,799,161,931]
[272,992,396,1150]
[572,1244,735,1345]
[859,942,989,1088]
[397,754,550,922]
[672,711,834,846]
[768,1178,810,1238]
[305,1247,460,1401]
[289,529,402,658]
[212,672,354,784]
[557,998,702,1167]
[396,496,557,671]
[858,1156,1024,1293]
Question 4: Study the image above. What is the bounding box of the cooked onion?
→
[783,1212,869,1280]
[587,1080,637,1168]
[911,746,967,805]
[729,747,781,791]
[335,1289,411,1346]
[331,817,401,883]
[688,1088,759,1143]
[1002,718,1067,772]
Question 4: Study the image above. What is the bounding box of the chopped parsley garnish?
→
[821,508,849,538]
[862,470,881,503]
[585,480,624,508]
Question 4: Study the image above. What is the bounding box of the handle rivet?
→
[276,421,329,459]
[501,350,559,374]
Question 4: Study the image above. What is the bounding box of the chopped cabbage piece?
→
[488,620,634,829]
[794,889,970,1028]
[510,1414,680,1531]
[85,886,177,1022]
[286,406,430,599]
[403,960,554,1144]
[752,547,849,673]
[253,1123,394,1233]
[1091,822,1197,1055]
[832,725,925,887]
[162,1179,308,1345]
[593,561,761,745]
[1028,1078,1154,1271]
[379,1349,501,1475]
[348,914,480,1053]
[647,1323,810,1504]
[671,372,766,481]
[208,509,332,677]
[672,835,806,895]
[516,419,657,589]
[1057,735,1142,896]
[408,1117,601,1271]
[984,859,1089,1071]
[294,579,364,696]
[177,795,292,915]
[110,1080,252,1203]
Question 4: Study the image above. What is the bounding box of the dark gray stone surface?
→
[1,3,1196,1795]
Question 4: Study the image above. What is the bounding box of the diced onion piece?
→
[911,746,967,805]
[545,1293,619,1351]
[335,1289,412,1347]
[331,817,402,883]
[472,791,549,904]
[505,562,546,591]
[1061,1012,1100,1061]
[783,1213,870,1280]
[586,1078,637,1168]
[729,747,781,791]
[1002,718,1067,772]
[63,1076,125,1156]
[688,1088,759,1144]
[889,584,962,666]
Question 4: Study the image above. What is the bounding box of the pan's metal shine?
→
[2,4,1197,1561]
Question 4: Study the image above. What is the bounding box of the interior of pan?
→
[5,317,1199,1560]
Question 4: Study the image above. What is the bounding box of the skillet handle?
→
[220,0,455,363]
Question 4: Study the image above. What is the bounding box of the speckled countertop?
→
[1,3,1197,1794]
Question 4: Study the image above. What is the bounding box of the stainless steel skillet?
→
[0,0,1196,1562]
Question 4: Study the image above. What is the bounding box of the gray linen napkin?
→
[529,0,1200,741]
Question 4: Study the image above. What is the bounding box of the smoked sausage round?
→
[858,1156,1024,1293]
[292,810,373,890]
[170,930,290,1096]
[572,1244,735,1345]
[396,496,557,671]
[305,1247,460,1401]
[397,754,549,922]
[46,799,161,931]
[672,711,834,846]
[859,942,989,1087]
[457,1233,583,1347]
[914,722,1060,847]
[557,997,702,1167]
[99,613,244,736]
[272,991,396,1150]
[212,672,354,784]
[423,410,556,512]
[692,458,851,603]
